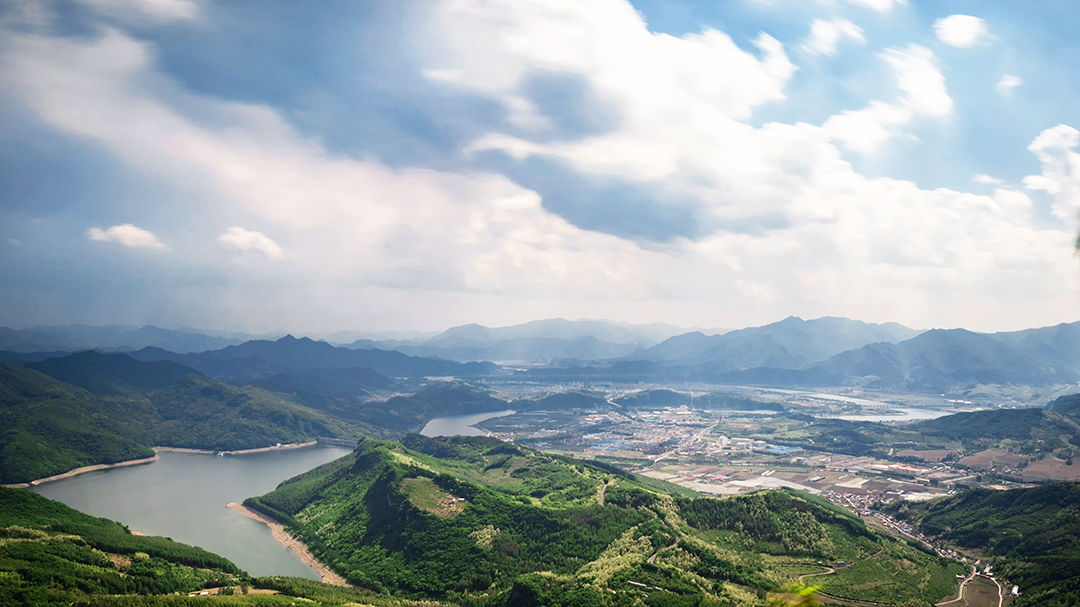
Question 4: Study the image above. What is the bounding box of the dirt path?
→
[647,521,680,565]
[798,567,835,584]
[599,482,608,506]
[935,566,976,606]
[226,503,349,586]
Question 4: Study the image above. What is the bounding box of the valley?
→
[2,317,1079,606]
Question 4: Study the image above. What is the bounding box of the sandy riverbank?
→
[154,441,318,456]
[1,455,161,489]
[226,502,349,586]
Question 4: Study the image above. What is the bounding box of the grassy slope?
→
[247,436,963,607]
[885,482,1080,607]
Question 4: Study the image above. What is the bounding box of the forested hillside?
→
[0,363,396,484]
[884,482,1080,607]
[246,436,964,607]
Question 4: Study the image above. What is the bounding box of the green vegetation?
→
[0,363,157,483]
[0,363,396,484]
[246,436,963,606]
[25,351,201,395]
[885,482,1080,607]
[0,487,241,605]
[372,382,511,432]
[0,487,476,607]
[721,406,1080,463]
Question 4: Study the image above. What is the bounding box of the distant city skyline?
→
[3,0,1080,334]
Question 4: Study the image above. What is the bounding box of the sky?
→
[2,0,1080,335]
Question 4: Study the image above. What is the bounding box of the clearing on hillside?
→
[401,476,467,517]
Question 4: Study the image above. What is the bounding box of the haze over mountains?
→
[3,316,1080,394]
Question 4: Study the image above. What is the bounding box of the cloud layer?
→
[0,0,1077,333]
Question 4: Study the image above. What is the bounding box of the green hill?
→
[25,351,202,395]
[0,362,157,484]
[0,364,397,484]
[884,482,1080,607]
[245,436,965,606]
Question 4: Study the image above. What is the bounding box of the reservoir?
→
[31,446,353,579]
[420,409,516,437]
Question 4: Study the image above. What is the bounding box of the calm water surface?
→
[826,408,962,422]
[421,410,516,436]
[31,446,353,578]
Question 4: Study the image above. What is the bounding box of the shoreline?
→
[154,441,319,456]
[1,455,161,489]
[226,502,349,586]
[3,441,323,489]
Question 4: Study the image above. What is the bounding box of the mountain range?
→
[5,316,1080,393]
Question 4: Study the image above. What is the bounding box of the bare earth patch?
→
[1023,457,1080,481]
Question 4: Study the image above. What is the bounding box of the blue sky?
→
[2,0,1080,334]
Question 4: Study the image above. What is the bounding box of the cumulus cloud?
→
[75,0,198,21]
[823,45,951,153]
[87,224,168,249]
[218,227,285,259]
[996,74,1022,96]
[1023,124,1080,221]
[934,15,990,48]
[974,174,1004,185]
[801,17,865,57]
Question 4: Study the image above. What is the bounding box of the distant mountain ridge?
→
[342,318,727,363]
[25,350,202,395]
[0,325,251,354]
[127,335,499,382]
[636,316,920,368]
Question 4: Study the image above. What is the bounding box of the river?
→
[824,408,967,422]
[31,446,353,579]
[420,409,516,437]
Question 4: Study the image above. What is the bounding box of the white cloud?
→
[801,17,865,57]
[2,5,1077,333]
[846,0,907,12]
[934,15,990,48]
[823,44,951,153]
[1023,124,1080,221]
[974,174,1004,185]
[996,74,1022,96]
[218,227,285,260]
[75,0,198,21]
[87,224,168,249]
